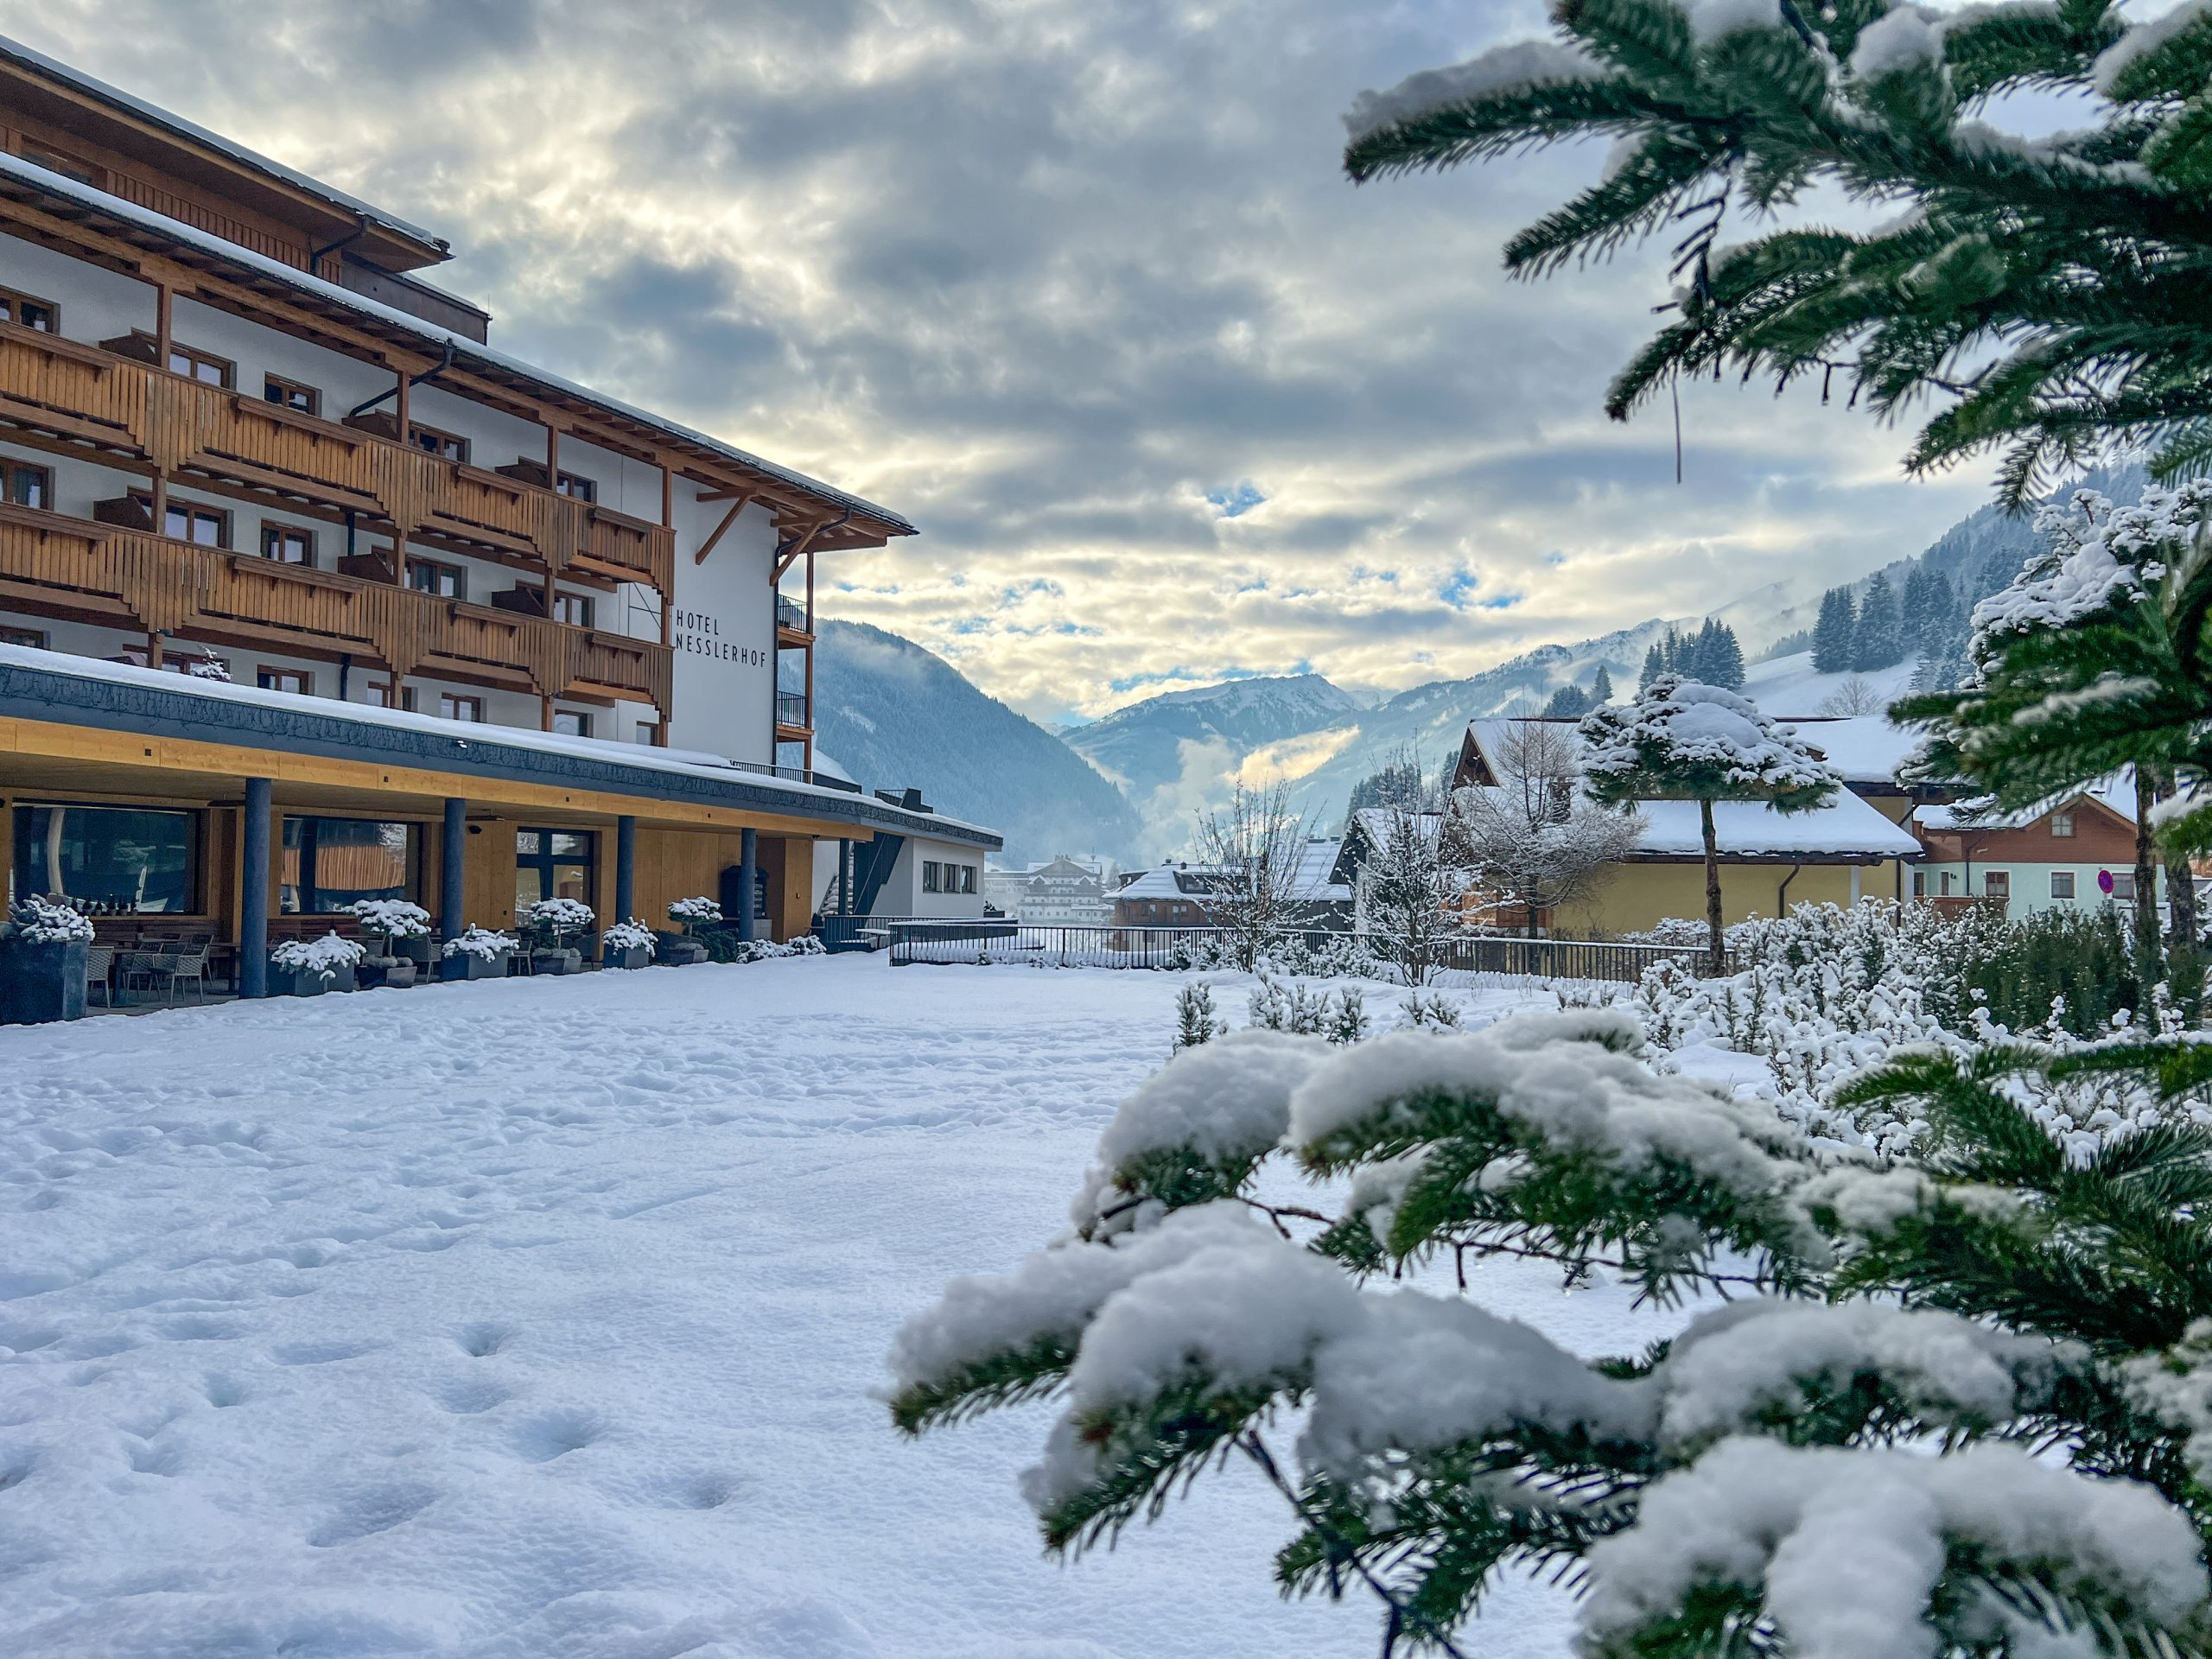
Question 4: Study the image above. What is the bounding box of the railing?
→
[775,594,811,634]
[775,690,810,728]
[881,922,1729,982]
[0,499,671,709]
[0,323,675,594]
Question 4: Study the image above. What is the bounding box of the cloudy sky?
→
[23,0,2005,723]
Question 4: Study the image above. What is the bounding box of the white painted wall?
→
[872,835,985,919]
[1914,860,2167,919]
[666,481,774,762]
[0,232,154,347]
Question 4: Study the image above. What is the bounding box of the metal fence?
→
[878,921,1725,982]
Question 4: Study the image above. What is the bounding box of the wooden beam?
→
[773,518,830,582]
[691,494,752,565]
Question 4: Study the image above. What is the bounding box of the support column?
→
[441,798,467,944]
[240,777,271,999]
[839,839,852,915]
[738,828,758,943]
[615,815,635,924]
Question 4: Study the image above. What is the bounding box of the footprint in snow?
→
[306,1485,436,1548]
[509,1407,601,1463]
[454,1321,513,1358]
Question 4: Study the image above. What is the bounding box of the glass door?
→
[515,828,596,910]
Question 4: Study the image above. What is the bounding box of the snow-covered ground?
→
[0,959,1693,1658]
[1741,647,1917,716]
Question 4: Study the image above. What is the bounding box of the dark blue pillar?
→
[738,827,758,943]
[240,777,271,999]
[615,815,636,923]
[441,798,467,943]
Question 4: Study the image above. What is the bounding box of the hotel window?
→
[408,559,464,600]
[260,524,315,565]
[257,668,312,696]
[280,817,416,914]
[0,285,56,332]
[410,423,470,464]
[438,693,484,722]
[550,593,594,627]
[2050,870,2077,900]
[159,496,228,547]
[922,861,943,894]
[360,682,391,708]
[167,340,233,388]
[2,459,51,510]
[551,710,590,738]
[12,803,198,914]
[515,828,595,910]
[264,374,320,416]
[1983,871,2009,902]
[1,625,47,648]
[2050,810,2075,838]
[555,470,596,502]
[635,721,660,746]
[954,864,976,895]
[19,141,100,187]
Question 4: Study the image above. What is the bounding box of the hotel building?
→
[0,37,995,984]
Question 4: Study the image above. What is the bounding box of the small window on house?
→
[550,593,594,627]
[19,141,101,188]
[438,694,484,722]
[1911,870,1927,898]
[556,470,596,503]
[0,626,48,649]
[158,497,228,547]
[922,861,942,894]
[260,524,314,565]
[2050,810,2075,838]
[1940,872,1955,896]
[635,722,660,746]
[551,711,590,738]
[1,459,52,510]
[360,682,391,708]
[2050,870,2077,900]
[2112,870,2138,901]
[409,423,470,464]
[957,865,976,895]
[264,374,319,416]
[167,340,233,388]
[0,285,57,332]
[407,560,464,600]
[1983,871,2010,900]
[257,668,312,696]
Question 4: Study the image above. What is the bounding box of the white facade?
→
[1911,860,2165,920]
[872,835,987,919]
[665,488,778,762]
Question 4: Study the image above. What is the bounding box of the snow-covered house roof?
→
[1116,840,1351,906]
[0,152,912,536]
[1457,718,1920,861]
[1782,717,1923,788]
[1915,772,2139,835]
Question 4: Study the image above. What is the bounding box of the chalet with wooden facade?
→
[1912,782,2162,918]
[0,39,995,983]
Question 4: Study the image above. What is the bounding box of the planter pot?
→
[393,936,435,967]
[531,948,583,977]
[658,936,709,967]
[603,944,652,971]
[0,936,87,1026]
[271,962,357,997]
[359,957,418,990]
[440,950,510,982]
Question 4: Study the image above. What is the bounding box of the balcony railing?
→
[0,499,671,710]
[776,690,810,730]
[775,594,811,635]
[0,323,675,594]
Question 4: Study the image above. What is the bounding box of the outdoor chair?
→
[84,944,114,1008]
[118,950,168,1001]
[167,945,211,1003]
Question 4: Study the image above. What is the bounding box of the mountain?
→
[810,620,1144,866]
[1063,672,1359,801]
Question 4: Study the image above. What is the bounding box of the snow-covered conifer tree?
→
[1811,588,1857,674]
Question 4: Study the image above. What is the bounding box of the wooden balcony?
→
[0,499,671,711]
[0,322,674,594]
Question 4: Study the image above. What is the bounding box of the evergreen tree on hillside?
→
[1899,564,1946,659]
[1853,573,1905,671]
[1344,755,1427,819]
[1541,683,1592,720]
[1694,619,1745,690]
[1811,588,1857,674]
[1589,664,1613,704]
[1637,640,1666,693]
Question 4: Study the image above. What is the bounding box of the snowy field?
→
[0,957,1697,1658]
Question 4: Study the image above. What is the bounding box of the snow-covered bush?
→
[668,895,721,934]
[1173,982,1219,1050]
[6,898,93,944]
[731,935,825,964]
[891,1011,2212,1658]
[521,897,594,948]
[601,920,657,957]
[1395,987,1465,1030]
[442,926,514,962]
[270,932,365,984]
[344,899,431,950]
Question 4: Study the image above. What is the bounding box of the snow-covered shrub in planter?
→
[668,895,721,933]
[440,925,515,982]
[661,895,719,964]
[269,932,365,997]
[345,899,432,988]
[601,919,657,970]
[521,897,594,976]
[0,898,93,1025]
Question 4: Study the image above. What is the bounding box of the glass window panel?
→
[552,863,591,904]
[279,817,416,914]
[516,868,543,912]
[12,804,197,914]
[550,833,593,858]
[516,831,543,855]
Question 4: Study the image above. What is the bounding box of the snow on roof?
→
[0,152,913,536]
[1915,772,2139,834]
[1461,718,1919,859]
[1116,841,1351,905]
[0,642,993,840]
[0,34,446,252]
[1783,717,1921,785]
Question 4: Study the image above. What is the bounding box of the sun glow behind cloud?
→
[16,0,2002,724]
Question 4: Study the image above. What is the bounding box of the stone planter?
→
[0,936,87,1026]
[359,957,418,990]
[603,943,652,971]
[531,948,583,977]
[657,934,709,966]
[271,961,356,998]
[441,949,510,982]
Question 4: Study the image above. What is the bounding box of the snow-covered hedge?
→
[270,932,365,982]
[521,898,594,944]
[602,920,657,957]
[734,935,825,963]
[442,926,514,962]
[7,898,93,944]
[344,899,432,942]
